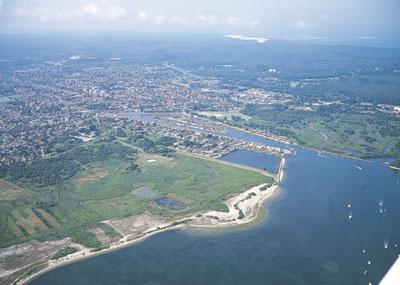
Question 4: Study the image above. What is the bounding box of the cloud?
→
[9,1,258,28]
[169,14,189,25]
[14,2,129,22]
[165,13,257,27]
[222,16,259,27]
[357,36,375,40]
[81,3,101,16]
[137,10,148,23]
[296,20,307,29]
[3,0,397,42]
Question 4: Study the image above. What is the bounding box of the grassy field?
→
[292,114,399,156]
[234,104,400,158]
[0,141,272,248]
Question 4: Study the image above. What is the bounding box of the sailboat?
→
[384,239,389,249]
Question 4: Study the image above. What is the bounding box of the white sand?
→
[15,161,286,285]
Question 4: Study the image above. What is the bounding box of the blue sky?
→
[0,0,399,42]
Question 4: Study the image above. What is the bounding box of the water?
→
[221,149,280,174]
[152,197,187,210]
[225,129,290,149]
[30,132,400,285]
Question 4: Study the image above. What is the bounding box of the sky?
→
[0,0,399,43]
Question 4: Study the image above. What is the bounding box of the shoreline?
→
[203,115,399,172]
[179,150,276,178]
[10,149,285,285]
[13,224,185,285]
[13,164,284,285]
[122,111,398,172]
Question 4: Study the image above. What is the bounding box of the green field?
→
[228,104,400,159]
[292,114,399,155]
[0,141,272,248]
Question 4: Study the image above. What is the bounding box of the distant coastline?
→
[224,35,268,43]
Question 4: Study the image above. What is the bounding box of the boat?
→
[384,240,389,249]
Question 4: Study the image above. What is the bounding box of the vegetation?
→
[0,139,272,248]
[238,210,245,220]
[182,42,400,105]
[157,136,177,147]
[217,103,400,159]
[70,229,102,249]
[2,142,137,187]
[99,223,122,239]
[51,246,78,260]
[127,135,176,157]
[260,185,272,191]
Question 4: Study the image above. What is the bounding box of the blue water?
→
[225,129,291,150]
[221,149,280,174]
[30,133,400,285]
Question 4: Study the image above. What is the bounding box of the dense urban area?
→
[0,53,399,167]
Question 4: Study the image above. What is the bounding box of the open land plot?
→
[105,212,168,236]
[0,180,30,202]
[0,238,77,284]
[238,104,400,157]
[0,140,272,283]
[83,151,272,220]
[89,226,120,246]
[0,141,272,250]
[74,170,109,187]
[291,114,400,155]
[131,186,156,198]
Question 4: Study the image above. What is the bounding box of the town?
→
[1,54,399,167]
[0,59,296,166]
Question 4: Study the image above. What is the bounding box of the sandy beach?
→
[11,158,285,285]
[190,183,279,228]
